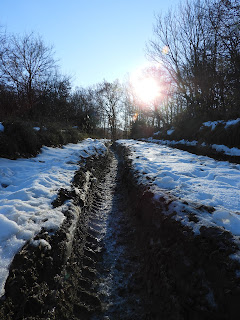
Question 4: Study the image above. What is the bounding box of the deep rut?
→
[89,154,144,319]
[60,151,146,319]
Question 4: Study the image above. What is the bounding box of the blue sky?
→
[0,0,180,88]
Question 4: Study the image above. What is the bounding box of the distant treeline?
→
[0,32,95,130]
[0,31,131,139]
[0,0,239,141]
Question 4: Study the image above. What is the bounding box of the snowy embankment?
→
[0,138,107,297]
[117,140,240,238]
[116,140,240,317]
[150,118,240,158]
[202,118,240,130]
[145,137,240,157]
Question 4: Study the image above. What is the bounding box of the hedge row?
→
[0,120,89,159]
[154,118,240,149]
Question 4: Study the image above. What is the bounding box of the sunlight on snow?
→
[117,140,240,236]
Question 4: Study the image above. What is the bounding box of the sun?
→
[130,69,161,104]
[134,77,160,103]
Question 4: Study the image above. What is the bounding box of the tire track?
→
[76,152,145,319]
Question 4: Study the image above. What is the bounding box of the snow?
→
[212,144,240,156]
[0,138,107,297]
[225,118,240,128]
[144,138,240,157]
[202,120,223,130]
[145,137,198,147]
[167,128,174,135]
[30,239,52,251]
[202,118,240,130]
[0,123,4,132]
[117,140,240,237]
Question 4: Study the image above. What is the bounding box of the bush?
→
[199,122,240,148]
[39,125,64,146]
[0,133,17,159]
[152,117,240,149]
[2,121,41,158]
[39,125,87,146]
[0,120,91,159]
[130,120,154,139]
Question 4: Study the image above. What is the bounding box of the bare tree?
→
[0,32,57,111]
[96,79,123,140]
[208,0,240,117]
[147,7,187,98]
[0,27,7,81]
[148,0,227,119]
[70,86,100,131]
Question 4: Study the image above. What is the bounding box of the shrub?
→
[2,121,41,158]
[130,120,154,139]
[0,120,97,159]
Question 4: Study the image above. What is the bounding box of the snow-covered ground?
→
[202,118,240,130]
[0,139,107,297]
[0,122,4,132]
[144,137,240,157]
[211,144,240,156]
[117,140,240,237]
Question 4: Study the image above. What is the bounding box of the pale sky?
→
[0,0,180,88]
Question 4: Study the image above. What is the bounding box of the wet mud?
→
[54,151,150,319]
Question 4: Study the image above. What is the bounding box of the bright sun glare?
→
[130,68,161,104]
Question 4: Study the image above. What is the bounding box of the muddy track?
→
[0,147,163,320]
[55,150,149,319]
[2,144,238,319]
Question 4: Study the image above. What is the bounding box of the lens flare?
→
[162,45,169,55]
[132,113,138,121]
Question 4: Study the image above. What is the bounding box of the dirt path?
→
[89,153,146,319]
[51,149,151,320]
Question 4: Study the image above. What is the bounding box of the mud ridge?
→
[0,146,152,320]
